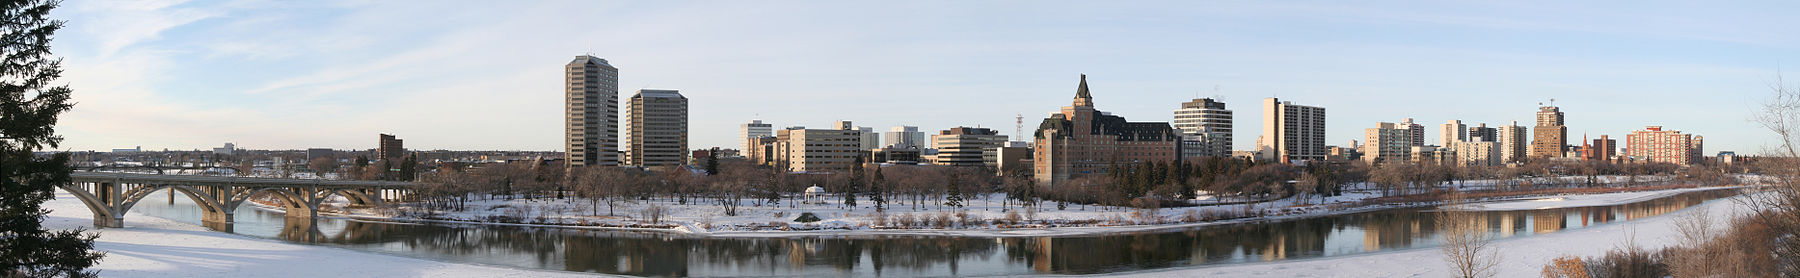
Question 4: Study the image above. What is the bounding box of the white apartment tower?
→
[1441,119,1466,146]
[1497,121,1528,163]
[1363,122,1413,164]
[565,55,619,167]
[742,120,772,153]
[1173,98,1233,158]
[624,89,688,166]
[1257,97,1327,163]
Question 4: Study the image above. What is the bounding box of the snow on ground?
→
[1451,187,1729,211]
[42,192,598,278]
[316,188,1391,238]
[1100,192,1760,278]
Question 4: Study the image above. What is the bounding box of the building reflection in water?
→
[127,188,1737,277]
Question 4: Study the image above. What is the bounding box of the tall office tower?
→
[1497,121,1528,163]
[565,55,619,167]
[1441,120,1466,146]
[1173,98,1233,158]
[1530,105,1567,159]
[857,127,880,151]
[1362,122,1413,164]
[885,126,925,149]
[1400,118,1424,147]
[742,119,772,153]
[624,89,688,166]
[1468,123,1497,142]
[1257,97,1327,163]
[377,133,405,160]
[1625,126,1704,165]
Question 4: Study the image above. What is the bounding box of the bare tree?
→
[1748,71,1800,275]
[308,157,338,178]
[1438,195,1499,278]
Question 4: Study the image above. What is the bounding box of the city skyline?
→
[50,1,1797,154]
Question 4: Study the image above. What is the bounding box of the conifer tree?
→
[0,1,103,276]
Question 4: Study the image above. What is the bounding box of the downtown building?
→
[1497,121,1528,163]
[1579,134,1618,162]
[1441,120,1467,146]
[885,126,925,149]
[1257,98,1327,163]
[1400,118,1425,147]
[741,119,772,155]
[378,134,405,161]
[931,127,1008,167]
[772,123,866,172]
[1530,105,1568,160]
[1172,98,1233,159]
[1362,122,1413,164]
[624,89,688,166]
[1625,126,1704,165]
[1032,75,1180,187]
[565,55,620,167]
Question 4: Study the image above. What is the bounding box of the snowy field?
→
[1102,193,1760,278]
[42,192,598,278]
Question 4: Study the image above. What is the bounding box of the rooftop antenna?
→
[1016,114,1024,139]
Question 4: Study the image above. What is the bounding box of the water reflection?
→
[127,188,1739,277]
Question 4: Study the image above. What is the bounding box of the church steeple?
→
[1073,74,1094,107]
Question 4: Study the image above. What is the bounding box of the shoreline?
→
[251,185,1742,238]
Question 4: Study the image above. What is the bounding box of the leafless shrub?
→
[892,213,912,228]
[871,210,889,227]
[932,211,952,228]
[1004,211,1022,225]
[1438,196,1499,278]
[1541,256,1589,278]
[639,204,668,224]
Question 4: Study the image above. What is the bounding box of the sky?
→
[48,0,1800,155]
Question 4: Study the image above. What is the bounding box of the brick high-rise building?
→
[1530,105,1567,159]
[1033,75,1180,187]
[1468,123,1497,142]
[1257,98,1327,163]
[1580,134,1617,162]
[624,89,688,166]
[377,133,404,160]
[565,55,619,167]
[1625,126,1703,165]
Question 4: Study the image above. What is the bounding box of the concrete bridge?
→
[60,172,416,228]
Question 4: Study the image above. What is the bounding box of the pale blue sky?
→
[50,0,1800,154]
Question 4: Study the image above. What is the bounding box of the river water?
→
[125,189,1739,277]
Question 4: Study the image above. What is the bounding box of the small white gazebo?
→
[804,185,826,204]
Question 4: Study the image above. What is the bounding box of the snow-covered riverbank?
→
[42,192,595,278]
[297,184,1733,238]
[1450,186,1731,211]
[1105,192,1759,277]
